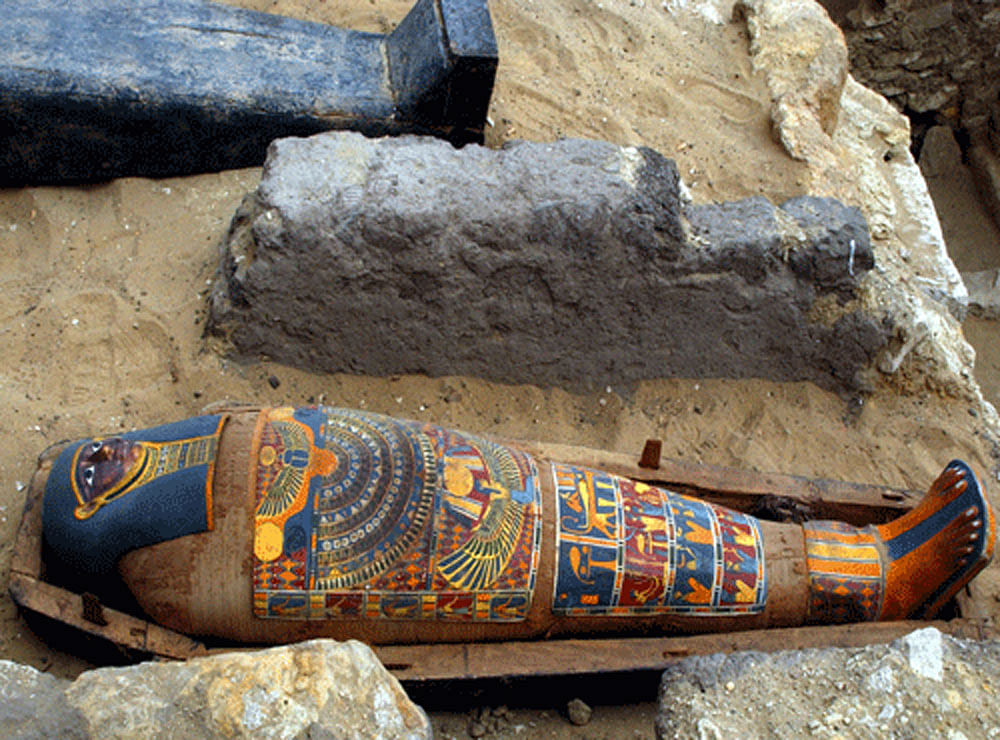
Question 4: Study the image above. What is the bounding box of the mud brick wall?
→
[208,132,886,393]
[821,0,1000,132]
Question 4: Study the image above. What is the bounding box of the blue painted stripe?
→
[884,461,986,563]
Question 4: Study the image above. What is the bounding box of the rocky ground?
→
[657,627,1000,739]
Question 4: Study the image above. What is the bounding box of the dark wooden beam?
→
[507,439,918,525]
[0,0,497,185]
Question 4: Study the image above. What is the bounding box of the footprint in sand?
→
[37,293,180,404]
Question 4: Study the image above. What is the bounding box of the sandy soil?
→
[1,0,999,735]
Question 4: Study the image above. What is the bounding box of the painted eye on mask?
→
[83,466,95,486]
[90,442,103,453]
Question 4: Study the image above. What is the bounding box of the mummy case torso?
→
[42,407,805,644]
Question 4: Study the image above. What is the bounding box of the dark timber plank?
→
[508,439,919,525]
[0,0,497,184]
[8,573,209,659]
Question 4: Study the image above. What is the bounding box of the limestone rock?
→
[919,126,964,180]
[961,270,1000,320]
[901,626,944,682]
[208,132,883,393]
[566,698,592,726]
[0,642,430,739]
[737,0,848,152]
[58,640,430,740]
[656,628,1000,739]
[737,0,983,407]
[0,660,85,740]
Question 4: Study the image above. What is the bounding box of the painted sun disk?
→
[251,407,543,623]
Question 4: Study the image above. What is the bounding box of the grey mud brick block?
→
[0,0,496,185]
[208,132,886,393]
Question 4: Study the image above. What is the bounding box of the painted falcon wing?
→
[255,421,310,518]
[436,493,525,591]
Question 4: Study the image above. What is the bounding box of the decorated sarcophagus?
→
[10,406,996,680]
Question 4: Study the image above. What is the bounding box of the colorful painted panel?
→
[804,520,883,623]
[551,463,766,616]
[252,408,542,622]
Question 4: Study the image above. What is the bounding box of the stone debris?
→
[0,640,431,740]
[656,627,1000,739]
[902,627,944,682]
[466,706,512,738]
[0,660,87,740]
[737,0,848,150]
[833,0,1000,135]
[961,270,1000,320]
[566,697,593,726]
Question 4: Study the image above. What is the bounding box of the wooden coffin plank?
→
[388,0,497,133]
[375,619,996,682]
[510,439,918,525]
[0,0,497,185]
[8,573,207,660]
[9,464,46,581]
[11,562,985,679]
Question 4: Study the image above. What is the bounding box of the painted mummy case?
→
[41,407,810,645]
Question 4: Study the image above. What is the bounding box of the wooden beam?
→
[508,439,918,525]
[375,619,996,682]
[8,573,207,660]
[1,0,498,184]
[8,446,62,580]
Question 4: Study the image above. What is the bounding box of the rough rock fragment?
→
[0,660,85,740]
[209,131,882,393]
[566,698,593,726]
[961,270,1000,320]
[60,640,430,740]
[918,126,964,180]
[736,0,848,159]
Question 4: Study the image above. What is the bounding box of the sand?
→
[1,2,998,726]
